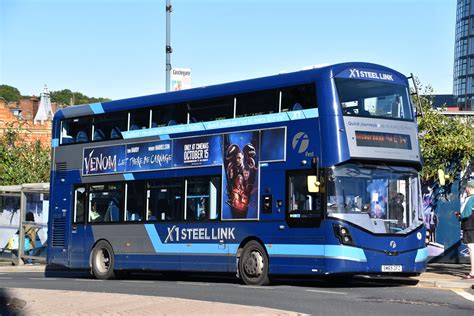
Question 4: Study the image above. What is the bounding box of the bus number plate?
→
[381,265,402,272]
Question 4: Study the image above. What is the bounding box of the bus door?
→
[69,186,87,268]
[180,177,229,272]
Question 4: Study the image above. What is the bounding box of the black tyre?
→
[238,241,270,286]
[91,240,115,280]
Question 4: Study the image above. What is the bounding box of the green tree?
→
[0,85,22,103]
[0,122,51,185]
[414,81,474,183]
[51,89,111,107]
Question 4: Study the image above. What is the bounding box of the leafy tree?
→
[0,122,50,185]
[414,80,474,185]
[0,85,22,103]
[51,89,111,107]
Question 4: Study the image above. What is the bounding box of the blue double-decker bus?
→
[47,62,427,285]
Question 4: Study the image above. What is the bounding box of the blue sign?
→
[126,140,172,171]
[173,135,223,167]
[83,145,127,175]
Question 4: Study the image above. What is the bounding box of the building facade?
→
[0,97,56,147]
[454,0,474,110]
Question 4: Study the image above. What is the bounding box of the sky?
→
[0,0,456,101]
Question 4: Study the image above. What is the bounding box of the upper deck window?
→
[129,109,150,130]
[188,97,234,123]
[236,90,279,117]
[60,117,91,144]
[280,84,317,112]
[336,78,413,121]
[151,104,187,127]
[92,113,127,141]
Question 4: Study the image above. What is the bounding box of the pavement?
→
[0,261,472,314]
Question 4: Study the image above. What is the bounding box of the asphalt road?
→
[0,271,473,315]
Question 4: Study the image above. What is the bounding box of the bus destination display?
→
[355,131,412,150]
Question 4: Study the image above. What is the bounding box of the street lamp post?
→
[165,0,172,92]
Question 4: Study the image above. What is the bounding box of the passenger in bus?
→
[390,193,405,228]
[89,201,102,222]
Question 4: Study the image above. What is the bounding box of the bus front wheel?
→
[91,240,115,280]
[239,241,270,286]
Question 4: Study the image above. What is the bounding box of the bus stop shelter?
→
[0,183,49,265]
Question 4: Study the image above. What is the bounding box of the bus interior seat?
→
[61,136,74,144]
[129,124,139,131]
[129,212,141,221]
[292,103,303,111]
[93,129,105,141]
[110,127,122,139]
[104,198,120,222]
[167,120,177,126]
[76,131,89,143]
[151,122,159,128]
[189,117,198,124]
[157,199,169,220]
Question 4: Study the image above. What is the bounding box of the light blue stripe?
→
[51,138,59,148]
[123,173,135,181]
[302,108,319,118]
[90,102,105,114]
[121,109,316,140]
[415,247,428,262]
[145,224,162,252]
[160,134,170,140]
[266,244,367,262]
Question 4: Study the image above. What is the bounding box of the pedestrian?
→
[459,179,474,279]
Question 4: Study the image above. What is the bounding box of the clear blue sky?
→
[0,0,455,100]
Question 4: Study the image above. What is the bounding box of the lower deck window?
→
[287,172,323,225]
[88,184,123,223]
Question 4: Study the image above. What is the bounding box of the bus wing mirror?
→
[307,175,320,193]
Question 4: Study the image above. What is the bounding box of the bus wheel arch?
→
[90,239,116,280]
[237,238,270,286]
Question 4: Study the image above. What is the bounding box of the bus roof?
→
[54,62,407,121]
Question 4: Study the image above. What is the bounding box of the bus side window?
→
[125,182,146,222]
[92,113,127,141]
[60,117,91,145]
[147,180,183,222]
[287,173,322,220]
[129,109,150,130]
[73,186,87,223]
[151,104,186,128]
[280,84,317,112]
[88,183,123,223]
[236,89,278,117]
[185,176,221,222]
[187,97,234,123]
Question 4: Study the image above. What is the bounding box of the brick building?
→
[0,95,57,147]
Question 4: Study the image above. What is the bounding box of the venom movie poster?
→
[222,131,259,220]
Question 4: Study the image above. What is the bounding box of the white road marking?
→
[29,278,57,281]
[176,282,211,286]
[452,289,474,302]
[237,285,275,290]
[306,289,347,295]
[73,279,103,282]
[121,280,154,284]
[0,277,12,280]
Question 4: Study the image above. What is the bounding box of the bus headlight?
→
[333,224,354,246]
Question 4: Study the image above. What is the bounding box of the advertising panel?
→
[222,131,259,220]
[126,140,173,172]
[173,135,223,167]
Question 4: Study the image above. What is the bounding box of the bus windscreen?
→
[335,78,413,121]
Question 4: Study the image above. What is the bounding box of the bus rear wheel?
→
[239,241,270,286]
[91,240,115,280]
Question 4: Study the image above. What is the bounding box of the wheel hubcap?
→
[244,250,264,278]
[96,248,110,274]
